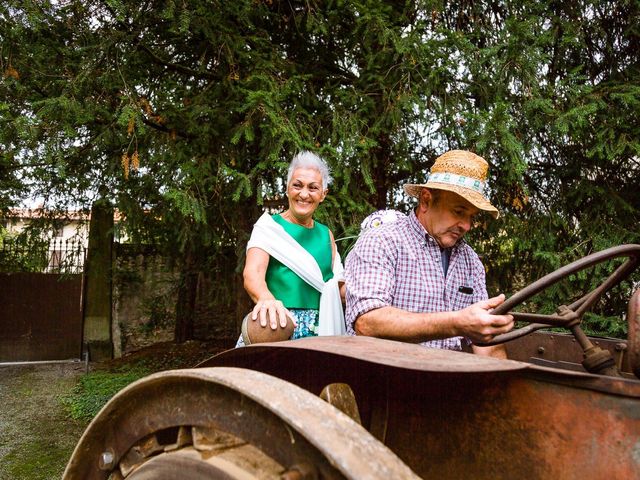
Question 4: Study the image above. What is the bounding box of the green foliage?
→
[61,367,151,422]
[2,439,74,480]
[583,312,629,338]
[1,0,639,337]
[0,233,50,272]
[140,293,175,334]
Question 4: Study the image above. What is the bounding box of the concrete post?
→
[82,199,114,361]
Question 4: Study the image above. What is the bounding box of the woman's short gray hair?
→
[287,151,332,189]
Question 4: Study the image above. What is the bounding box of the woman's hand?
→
[251,299,296,330]
[244,248,295,329]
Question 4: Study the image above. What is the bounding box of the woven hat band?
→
[428,172,485,194]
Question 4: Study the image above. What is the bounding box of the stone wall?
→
[112,245,178,357]
[111,244,247,357]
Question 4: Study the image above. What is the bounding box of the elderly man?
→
[344,150,514,358]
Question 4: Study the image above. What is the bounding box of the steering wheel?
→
[477,244,640,375]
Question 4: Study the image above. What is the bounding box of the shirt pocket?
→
[450,285,475,311]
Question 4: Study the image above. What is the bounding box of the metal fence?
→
[0,237,87,274]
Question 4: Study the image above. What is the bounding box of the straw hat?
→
[403,150,499,219]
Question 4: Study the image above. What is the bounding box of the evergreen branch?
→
[139,116,195,140]
[314,59,359,82]
[3,162,53,171]
[138,43,218,80]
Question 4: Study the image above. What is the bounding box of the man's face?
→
[421,189,480,248]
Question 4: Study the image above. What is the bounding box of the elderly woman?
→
[237,151,345,346]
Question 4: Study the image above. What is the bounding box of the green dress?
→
[264,214,334,338]
[236,213,335,346]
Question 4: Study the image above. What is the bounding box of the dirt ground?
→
[0,362,87,480]
[0,340,232,480]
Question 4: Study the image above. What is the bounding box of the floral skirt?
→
[235,308,319,347]
[290,308,320,339]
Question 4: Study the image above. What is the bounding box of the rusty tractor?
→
[64,244,640,479]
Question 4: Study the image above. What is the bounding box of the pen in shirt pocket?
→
[458,286,473,295]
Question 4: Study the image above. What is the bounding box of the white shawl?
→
[246,212,346,336]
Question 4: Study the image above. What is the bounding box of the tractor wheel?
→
[63,367,418,480]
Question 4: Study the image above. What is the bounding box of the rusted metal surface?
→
[0,272,83,361]
[204,337,640,479]
[124,445,284,479]
[505,330,633,374]
[125,448,246,479]
[320,383,362,425]
[123,432,285,479]
[479,244,640,345]
[199,336,528,373]
[629,288,640,378]
[63,366,419,480]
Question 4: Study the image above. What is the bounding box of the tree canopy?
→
[2,0,639,337]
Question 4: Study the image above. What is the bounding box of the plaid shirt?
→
[345,210,488,350]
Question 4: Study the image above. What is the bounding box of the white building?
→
[1,207,90,273]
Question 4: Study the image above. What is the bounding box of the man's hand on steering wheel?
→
[456,294,515,344]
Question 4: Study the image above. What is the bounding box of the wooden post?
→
[82,199,114,361]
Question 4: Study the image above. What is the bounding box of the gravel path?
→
[0,362,87,480]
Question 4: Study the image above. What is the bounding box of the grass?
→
[61,339,230,422]
[3,439,76,480]
[61,367,152,422]
[0,365,87,480]
[0,340,231,480]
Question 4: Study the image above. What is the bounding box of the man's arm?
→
[354,294,514,344]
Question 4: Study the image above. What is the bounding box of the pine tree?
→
[2,0,638,338]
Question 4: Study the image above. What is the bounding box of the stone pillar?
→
[83,199,114,361]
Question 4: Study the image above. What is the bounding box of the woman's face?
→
[287,167,327,221]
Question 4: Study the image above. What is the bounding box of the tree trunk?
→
[234,200,261,331]
[175,248,198,343]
